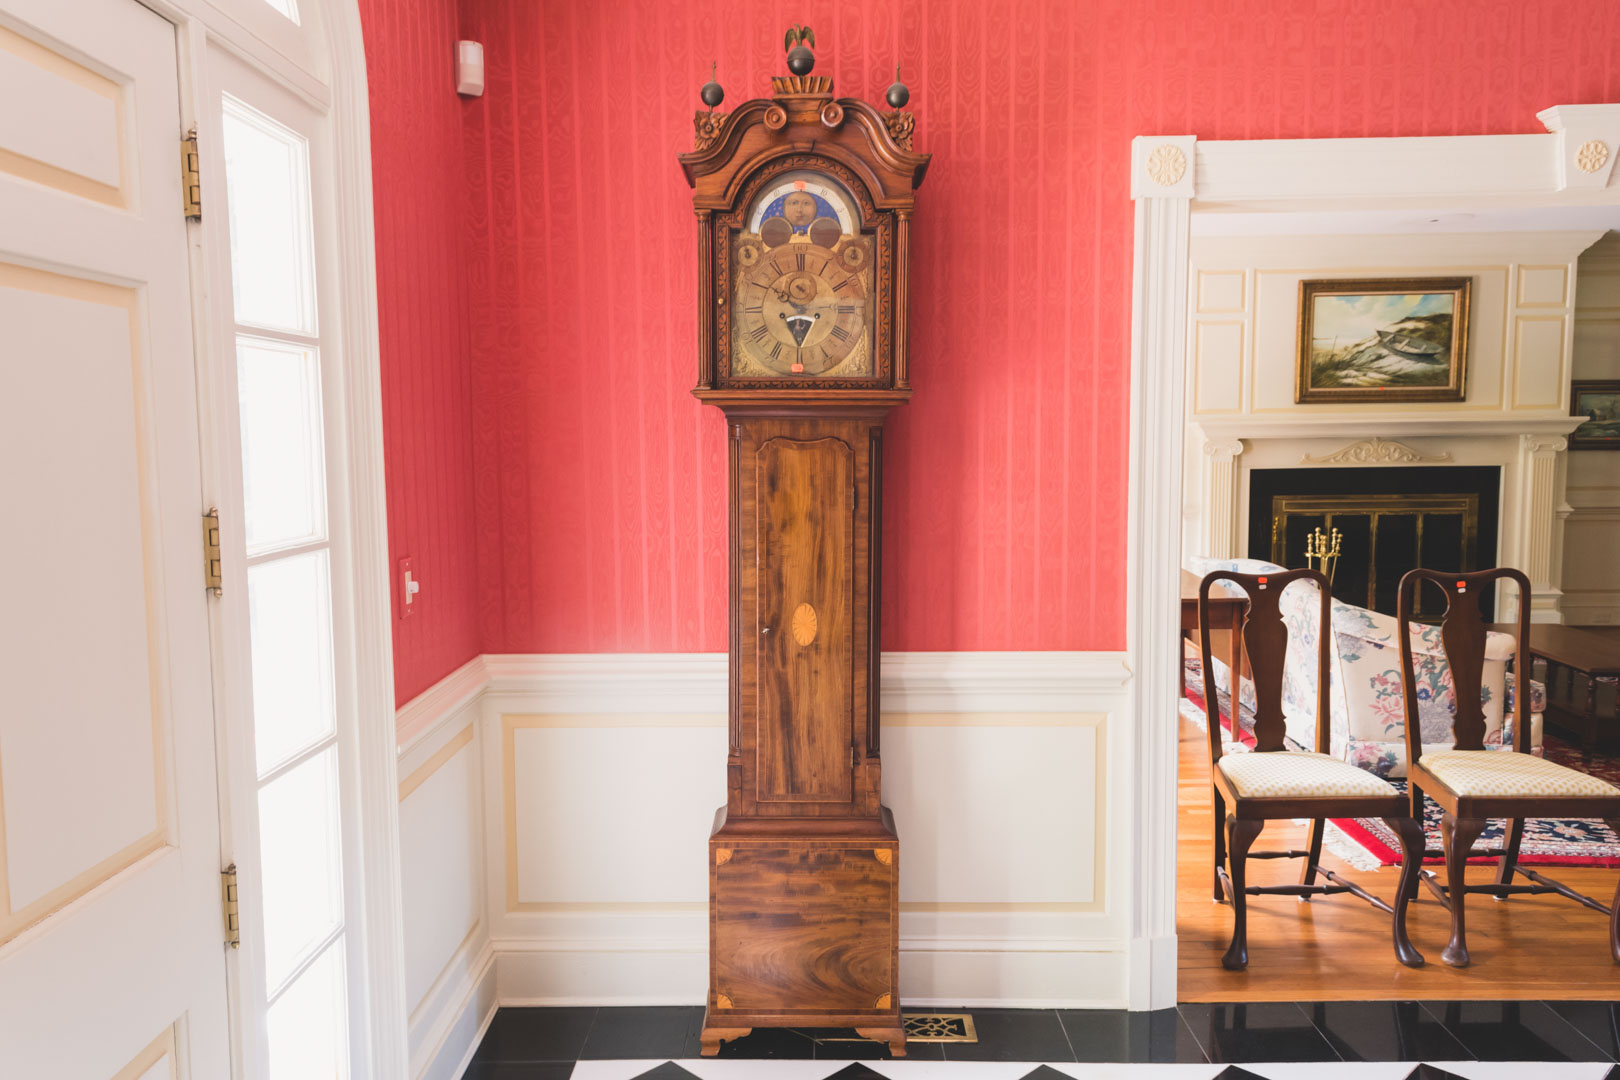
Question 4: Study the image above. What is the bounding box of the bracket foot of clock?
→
[855,1027,909,1058]
[697,1026,751,1057]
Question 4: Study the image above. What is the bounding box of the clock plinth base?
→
[701,807,904,1058]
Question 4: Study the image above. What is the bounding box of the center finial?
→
[784,24,816,75]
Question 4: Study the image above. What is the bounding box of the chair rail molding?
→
[1132,104,1620,1009]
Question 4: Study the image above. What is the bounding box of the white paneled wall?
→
[1183,229,1606,621]
[1563,232,1620,624]
[394,650,1133,1060]
[396,682,494,1080]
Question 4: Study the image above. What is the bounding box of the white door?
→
[0,1,232,1077]
[202,45,370,1080]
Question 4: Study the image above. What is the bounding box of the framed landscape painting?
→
[1295,276,1471,404]
[1571,380,1620,450]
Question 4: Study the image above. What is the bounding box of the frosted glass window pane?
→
[238,336,325,554]
[267,938,347,1080]
[222,96,315,335]
[248,553,336,774]
[259,747,343,992]
[260,0,300,23]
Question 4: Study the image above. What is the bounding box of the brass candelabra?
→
[1305,526,1342,586]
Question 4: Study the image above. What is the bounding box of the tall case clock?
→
[679,31,928,1058]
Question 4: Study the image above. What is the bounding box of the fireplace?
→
[1247,466,1501,619]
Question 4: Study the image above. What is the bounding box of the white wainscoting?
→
[397,675,495,1080]
[395,649,1135,1052]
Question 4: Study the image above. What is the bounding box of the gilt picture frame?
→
[1294,276,1471,404]
[1570,380,1620,451]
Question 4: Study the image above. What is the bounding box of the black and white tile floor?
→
[464,1003,1620,1080]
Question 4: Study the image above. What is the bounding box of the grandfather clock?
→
[679,30,928,1058]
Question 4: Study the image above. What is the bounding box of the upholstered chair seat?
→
[1416,750,1620,800]
[1218,751,1403,800]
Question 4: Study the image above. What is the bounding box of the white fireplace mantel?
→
[1187,422,1580,623]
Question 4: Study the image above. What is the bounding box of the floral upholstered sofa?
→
[1186,556,1544,778]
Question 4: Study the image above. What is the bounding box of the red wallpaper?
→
[366,0,1620,692]
[358,0,482,704]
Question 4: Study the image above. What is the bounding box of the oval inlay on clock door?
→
[791,602,818,646]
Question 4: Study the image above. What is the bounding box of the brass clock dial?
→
[730,171,872,378]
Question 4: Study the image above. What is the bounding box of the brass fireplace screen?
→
[1270,493,1479,618]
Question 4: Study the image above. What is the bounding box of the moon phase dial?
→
[733,240,869,377]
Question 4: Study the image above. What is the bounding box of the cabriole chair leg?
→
[1222,816,1264,971]
[1607,820,1620,963]
[1386,815,1426,967]
[1439,812,1487,967]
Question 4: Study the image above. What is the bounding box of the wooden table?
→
[1489,622,1620,752]
[1180,569,1248,705]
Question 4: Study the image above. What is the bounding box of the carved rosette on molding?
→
[1537,104,1620,190]
[693,110,727,152]
[1576,139,1611,174]
[1146,144,1187,187]
[1130,135,1196,200]
[1301,437,1454,465]
[883,110,915,151]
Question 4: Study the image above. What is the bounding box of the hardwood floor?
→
[1176,712,1620,1002]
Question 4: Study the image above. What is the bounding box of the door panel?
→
[754,436,855,804]
[0,0,229,1074]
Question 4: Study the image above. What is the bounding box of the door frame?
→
[1124,106,1620,1010]
[133,0,406,1073]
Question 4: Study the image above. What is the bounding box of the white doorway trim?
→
[1125,105,1620,1010]
[135,0,405,1073]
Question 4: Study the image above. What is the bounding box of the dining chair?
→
[1398,566,1620,967]
[1198,567,1426,970]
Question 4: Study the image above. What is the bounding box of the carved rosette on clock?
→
[679,32,927,1059]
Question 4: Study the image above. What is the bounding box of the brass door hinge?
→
[202,509,223,595]
[221,864,240,949]
[181,129,201,220]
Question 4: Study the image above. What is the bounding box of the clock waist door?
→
[736,418,875,817]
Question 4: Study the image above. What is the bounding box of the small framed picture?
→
[1570,380,1620,451]
[1295,277,1471,404]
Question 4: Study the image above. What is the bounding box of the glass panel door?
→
[214,81,355,1080]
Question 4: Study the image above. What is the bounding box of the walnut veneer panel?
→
[712,842,896,1014]
[755,436,855,805]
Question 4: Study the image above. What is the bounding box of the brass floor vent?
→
[902,1012,978,1043]
[818,1012,977,1044]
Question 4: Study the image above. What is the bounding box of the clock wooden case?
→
[679,41,928,1058]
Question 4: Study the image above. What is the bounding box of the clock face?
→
[731,170,873,379]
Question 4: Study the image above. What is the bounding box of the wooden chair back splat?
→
[1197,568,1331,760]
